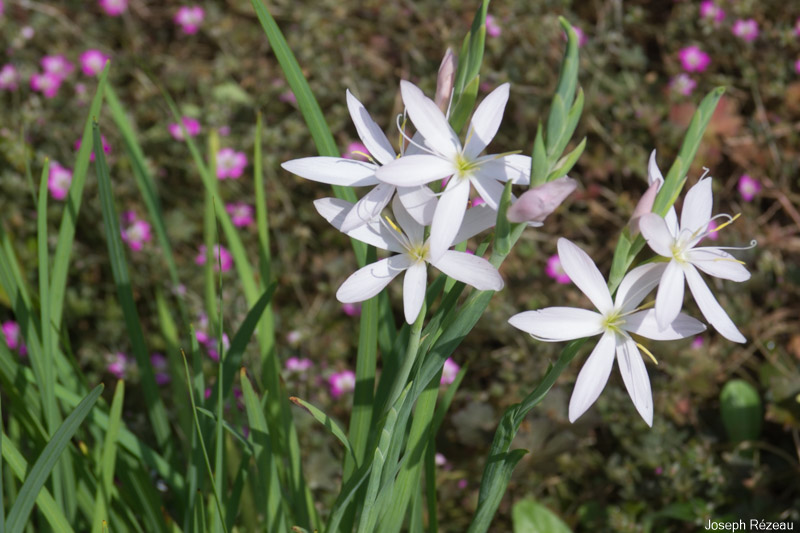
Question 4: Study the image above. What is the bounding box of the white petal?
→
[281,157,378,187]
[625,309,706,340]
[684,264,746,343]
[429,178,471,262]
[615,336,653,427]
[397,185,437,226]
[680,177,713,232]
[557,238,614,314]
[474,154,531,184]
[346,89,396,165]
[453,203,496,244]
[688,248,751,282]
[314,198,403,253]
[639,213,676,257]
[647,150,663,186]
[340,183,395,233]
[432,250,504,292]
[402,262,427,324]
[463,83,510,159]
[665,207,679,236]
[399,80,460,158]
[375,155,455,187]
[336,254,412,303]
[508,307,604,342]
[569,332,616,423]
[470,175,507,211]
[392,194,423,246]
[614,262,667,313]
[655,260,685,330]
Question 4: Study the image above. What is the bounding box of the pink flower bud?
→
[434,48,456,112]
[506,177,577,224]
[629,179,660,236]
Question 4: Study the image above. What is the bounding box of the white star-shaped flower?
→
[639,177,751,343]
[509,238,705,426]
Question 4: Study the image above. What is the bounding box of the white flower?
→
[639,177,751,343]
[281,90,436,232]
[315,195,502,324]
[508,238,705,426]
[376,80,531,261]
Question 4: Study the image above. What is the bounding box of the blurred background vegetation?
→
[1,0,798,531]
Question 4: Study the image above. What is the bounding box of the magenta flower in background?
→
[669,73,696,96]
[207,333,230,361]
[795,18,800,37]
[48,162,73,200]
[286,357,313,373]
[195,244,233,272]
[328,370,356,398]
[195,314,211,345]
[21,27,35,40]
[738,174,761,201]
[106,352,133,379]
[486,14,501,37]
[75,134,111,161]
[226,203,255,227]
[120,211,152,251]
[705,220,720,241]
[794,59,800,74]
[216,148,247,179]
[732,19,759,42]
[30,72,63,98]
[218,125,231,136]
[678,46,711,72]
[0,1,4,16]
[691,336,705,350]
[99,0,127,16]
[80,50,109,77]
[151,353,171,385]
[344,141,370,161]
[0,64,19,90]
[279,90,297,104]
[699,1,725,23]
[2,321,27,355]
[435,453,448,467]
[440,358,461,386]
[470,196,485,207]
[175,5,205,34]
[41,55,75,79]
[561,25,587,47]
[545,254,571,284]
[168,117,201,140]
[342,302,361,317]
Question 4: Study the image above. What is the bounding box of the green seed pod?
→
[720,379,762,442]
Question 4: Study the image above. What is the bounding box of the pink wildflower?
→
[99,0,127,16]
[486,14,501,38]
[120,211,152,251]
[286,357,313,373]
[151,353,171,385]
[458,479,468,489]
[174,5,205,34]
[344,141,370,161]
[75,134,111,161]
[562,25,587,47]
[795,18,800,37]
[195,244,233,272]
[226,203,255,227]
[435,453,448,467]
[79,50,109,77]
[48,162,72,200]
[30,72,63,99]
[41,55,74,80]
[732,19,759,42]
[796,59,800,74]
[342,303,361,317]
[216,148,247,179]
[705,220,720,242]
[279,90,297,104]
[207,333,230,362]
[218,125,231,136]
[328,370,356,398]
[106,352,133,379]
[545,254,570,284]
[678,46,711,72]
[286,330,302,345]
[691,336,704,350]
[168,117,201,140]
[21,27,35,40]
[2,321,27,355]
[0,64,19,90]
[440,358,460,386]
[738,174,761,201]
[195,314,211,345]
[699,1,725,23]
[669,73,696,96]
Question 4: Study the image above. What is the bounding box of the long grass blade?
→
[91,380,125,533]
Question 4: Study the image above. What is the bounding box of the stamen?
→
[349,150,376,164]
[637,343,659,365]
[378,215,412,250]
[709,212,741,233]
[383,215,403,235]
[699,167,712,180]
[708,239,758,252]
[395,113,437,157]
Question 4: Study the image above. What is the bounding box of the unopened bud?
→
[507,176,577,224]
[629,179,660,237]
[435,48,456,112]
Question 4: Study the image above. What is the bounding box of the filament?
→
[637,343,659,365]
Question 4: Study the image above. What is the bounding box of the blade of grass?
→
[290,396,358,467]
[0,397,4,533]
[91,380,125,533]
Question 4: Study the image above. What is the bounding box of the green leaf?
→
[448,75,480,134]
[468,449,528,533]
[512,498,572,533]
[5,384,102,533]
[546,137,586,182]
[545,93,566,156]
[290,397,358,466]
[92,381,125,533]
[531,122,548,187]
[494,181,515,255]
[720,379,762,442]
[555,17,580,110]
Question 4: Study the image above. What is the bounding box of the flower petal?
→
[625,309,706,340]
[647,149,663,185]
[336,254,412,303]
[615,262,667,313]
[314,198,403,253]
[680,177,713,232]
[432,250,504,292]
[392,194,424,246]
[569,331,616,423]
[557,238,614,314]
[615,336,653,427]
[429,178,471,262]
[688,248,751,282]
[453,203,496,243]
[346,89,396,165]
[508,307,604,342]
[684,264,746,343]
[655,260,685,330]
[470,175,507,211]
[507,176,576,224]
[397,185,437,226]
[400,80,460,158]
[403,262,428,324]
[282,157,378,187]
[375,154,455,187]
[340,183,395,233]
[474,154,531,184]
[463,83,510,159]
[639,213,676,257]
